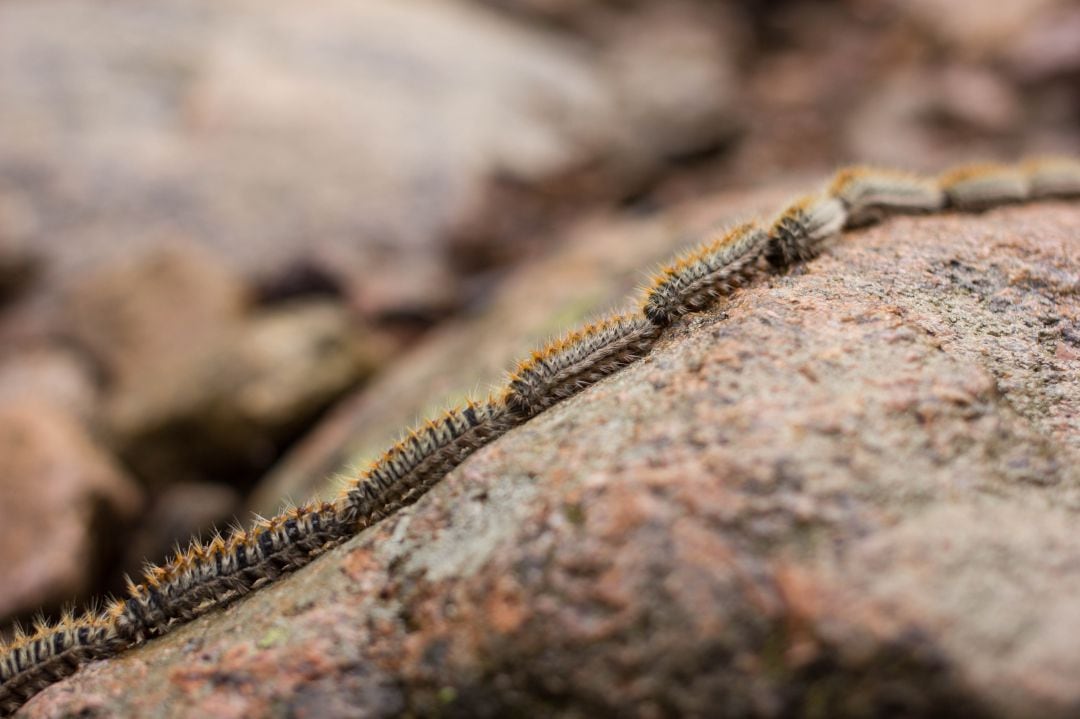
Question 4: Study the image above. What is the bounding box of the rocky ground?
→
[0,0,1079,714]
[19,200,1080,717]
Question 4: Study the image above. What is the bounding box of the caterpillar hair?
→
[642,223,768,327]
[112,499,346,641]
[827,167,945,227]
[765,194,848,269]
[3,155,1077,717]
[504,313,661,419]
[343,399,518,527]
[0,611,122,715]
[1024,156,1080,200]
[940,163,1029,210]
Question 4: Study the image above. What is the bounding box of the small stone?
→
[107,300,387,490]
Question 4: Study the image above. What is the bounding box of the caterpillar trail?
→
[2,155,1078,716]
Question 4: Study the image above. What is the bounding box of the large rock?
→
[0,401,141,624]
[20,200,1080,717]
[0,0,740,318]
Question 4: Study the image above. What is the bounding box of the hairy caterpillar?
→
[940,163,1029,210]
[343,399,517,525]
[642,223,768,326]
[766,194,848,269]
[827,167,945,227]
[2,155,1077,716]
[112,500,345,641]
[504,314,661,419]
[1025,157,1080,200]
[0,612,124,715]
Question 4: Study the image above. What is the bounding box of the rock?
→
[0,348,100,426]
[107,300,388,490]
[22,200,1080,717]
[845,66,1024,170]
[898,0,1060,53]
[1003,3,1080,81]
[62,242,249,396]
[602,1,741,167]
[0,0,742,321]
[0,401,141,624]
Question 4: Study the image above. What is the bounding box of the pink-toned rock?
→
[0,401,141,624]
[22,200,1080,717]
[899,0,1060,53]
[0,348,100,426]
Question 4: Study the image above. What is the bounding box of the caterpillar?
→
[0,612,123,715]
[828,166,945,227]
[1024,157,1080,200]
[766,194,847,269]
[342,399,518,525]
[642,223,768,326]
[2,155,1078,716]
[940,163,1029,210]
[504,314,661,419]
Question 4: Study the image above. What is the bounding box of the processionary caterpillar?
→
[2,155,1079,716]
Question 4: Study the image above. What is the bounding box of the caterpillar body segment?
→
[766,194,847,269]
[1024,156,1080,200]
[504,313,661,420]
[342,399,518,527]
[112,499,345,641]
[827,167,945,227]
[940,164,1029,210]
[0,612,124,715]
[643,223,768,327]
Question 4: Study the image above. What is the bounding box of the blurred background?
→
[1,0,1078,631]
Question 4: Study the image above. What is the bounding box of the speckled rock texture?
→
[20,201,1080,718]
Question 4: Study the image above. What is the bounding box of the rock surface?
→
[20,200,1080,717]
